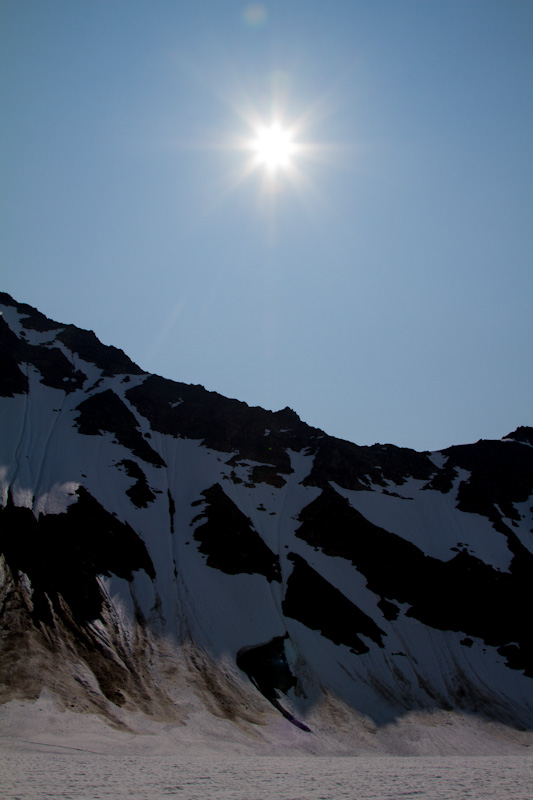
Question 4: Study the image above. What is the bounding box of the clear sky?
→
[1,0,532,452]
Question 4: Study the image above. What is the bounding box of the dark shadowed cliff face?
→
[1,290,533,738]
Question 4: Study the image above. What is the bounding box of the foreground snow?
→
[2,691,533,758]
[1,749,532,800]
[1,693,532,800]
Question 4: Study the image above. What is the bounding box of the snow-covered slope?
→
[1,291,532,754]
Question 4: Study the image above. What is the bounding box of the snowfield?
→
[2,749,533,800]
[1,694,533,800]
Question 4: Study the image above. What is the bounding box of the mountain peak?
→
[1,294,533,752]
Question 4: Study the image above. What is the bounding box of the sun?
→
[251,123,297,172]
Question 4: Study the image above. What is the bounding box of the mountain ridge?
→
[1,291,532,754]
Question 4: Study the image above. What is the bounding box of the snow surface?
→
[2,750,533,800]
[1,694,532,800]
[332,477,513,570]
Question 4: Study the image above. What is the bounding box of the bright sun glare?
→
[251,123,296,171]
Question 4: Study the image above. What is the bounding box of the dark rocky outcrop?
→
[443,437,533,524]
[0,315,30,396]
[57,325,145,377]
[75,389,166,467]
[126,376,321,474]
[0,291,61,332]
[302,437,437,491]
[294,485,533,675]
[282,552,385,653]
[192,483,281,582]
[0,315,86,396]
[0,486,155,626]
[116,459,157,508]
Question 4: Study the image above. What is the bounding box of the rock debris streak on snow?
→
[1,751,532,800]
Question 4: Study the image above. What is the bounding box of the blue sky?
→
[2,0,532,451]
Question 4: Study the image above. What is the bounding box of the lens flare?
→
[243,3,268,27]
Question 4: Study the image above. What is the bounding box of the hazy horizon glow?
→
[1,0,532,451]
